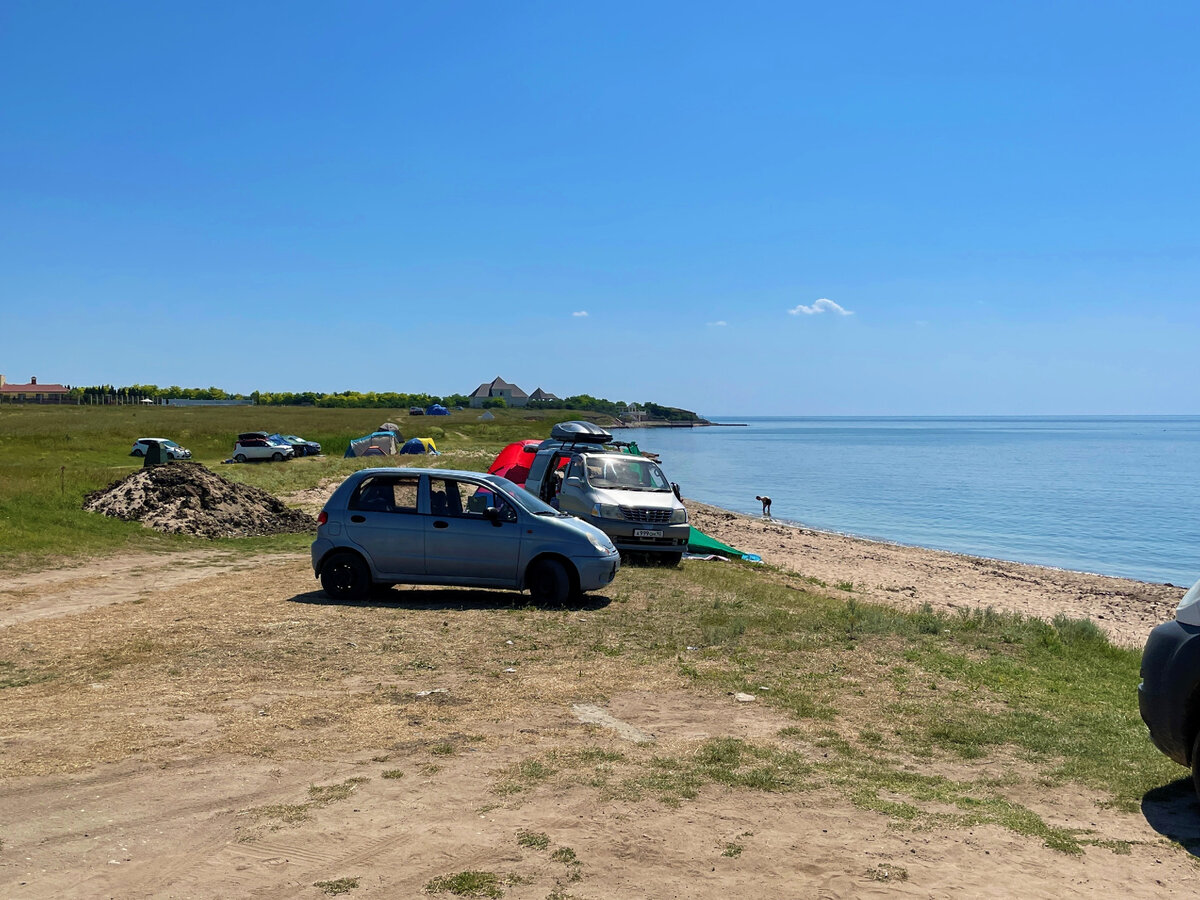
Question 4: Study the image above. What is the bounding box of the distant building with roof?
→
[0,375,71,403]
[469,376,530,408]
[529,387,559,402]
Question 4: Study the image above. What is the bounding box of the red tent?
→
[487,440,542,486]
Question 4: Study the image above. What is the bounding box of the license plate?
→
[634,529,663,538]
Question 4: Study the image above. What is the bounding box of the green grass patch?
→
[314,877,359,894]
[0,661,54,690]
[244,777,368,829]
[425,870,504,898]
[516,830,550,850]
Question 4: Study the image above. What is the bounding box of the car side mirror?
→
[671,482,682,500]
[564,476,582,487]
[483,506,504,526]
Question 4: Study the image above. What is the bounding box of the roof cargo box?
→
[549,420,612,444]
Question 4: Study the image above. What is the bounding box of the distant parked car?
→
[130,438,191,460]
[408,406,425,416]
[232,437,294,463]
[1140,577,1200,796]
[270,433,322,457]
[311,467,620,603]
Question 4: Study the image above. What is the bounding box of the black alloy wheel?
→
[320,552,371,601]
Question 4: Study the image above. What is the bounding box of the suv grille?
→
[619,506,673,525]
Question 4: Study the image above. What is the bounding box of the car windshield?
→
[584,457,671,491]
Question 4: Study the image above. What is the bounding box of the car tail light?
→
[317,510,328,525]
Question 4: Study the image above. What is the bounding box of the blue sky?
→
[2,2,1197,415]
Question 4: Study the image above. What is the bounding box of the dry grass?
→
[0,547,1177,856]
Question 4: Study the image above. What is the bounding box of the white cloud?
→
[707,320,727,327]
[788,298,853,317]
[572,310,589,317]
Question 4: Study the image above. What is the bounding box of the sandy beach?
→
[687,502,1185,648]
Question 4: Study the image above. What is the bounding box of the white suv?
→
[233,437,294,462]
[130,438,192,460]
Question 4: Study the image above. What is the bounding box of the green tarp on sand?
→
[687,527,748,558]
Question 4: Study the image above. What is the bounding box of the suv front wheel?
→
[321,551,371,601]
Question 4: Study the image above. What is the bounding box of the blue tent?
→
[427,404,449,415]
[400,437,428,454]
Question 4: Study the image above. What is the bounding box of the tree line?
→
[70,384,701,420]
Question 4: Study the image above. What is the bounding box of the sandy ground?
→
[687,503,1186,648]
[1,505,1197,898]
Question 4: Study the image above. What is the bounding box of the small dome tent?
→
[400,437,439,455]
[344,431,399,457]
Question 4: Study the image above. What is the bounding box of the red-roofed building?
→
[0,375,72,403]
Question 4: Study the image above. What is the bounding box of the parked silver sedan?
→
[311,468,620,603]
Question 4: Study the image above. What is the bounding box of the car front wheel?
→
[321,552,371,601]
[528,558,572,604]
[272,451,284,462]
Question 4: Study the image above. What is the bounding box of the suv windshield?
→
[584,457,671,491]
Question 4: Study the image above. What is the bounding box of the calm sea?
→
[612,417,1200,586]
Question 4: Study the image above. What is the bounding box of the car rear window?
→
[350,475,420,513]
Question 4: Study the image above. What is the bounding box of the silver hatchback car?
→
[311,468,620,602]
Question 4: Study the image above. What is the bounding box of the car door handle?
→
[433,520,449,529]
[350,515,365,523]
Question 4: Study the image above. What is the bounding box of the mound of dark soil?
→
[84,462,316,538]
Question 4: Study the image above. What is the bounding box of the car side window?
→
[453,480,517,522]
[428,478,465,517]
[350,475,420,513]
[566,458,584,481]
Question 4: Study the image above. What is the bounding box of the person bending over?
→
[755,495,772,517]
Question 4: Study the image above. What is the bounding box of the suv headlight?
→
[670,507,688,524]
[591,503,622,520]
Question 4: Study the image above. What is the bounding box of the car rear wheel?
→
[321,551,371,601]
[131,448,144,457]
[234,453,247,463]
[272,451,284,461]
[528,558,572,604]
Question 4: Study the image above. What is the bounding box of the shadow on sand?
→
[287,586,613,613]
[1142,777,1200,856]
